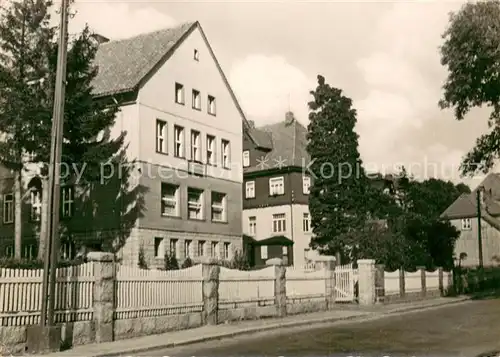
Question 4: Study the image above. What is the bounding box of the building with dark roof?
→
[440,173,500,267]
[0,21,249,265]
[241,111,316,267]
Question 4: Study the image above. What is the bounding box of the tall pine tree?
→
[0,0,54,258]
[34,15,124,257]
[306,75,371,261]
[0,0,125,258]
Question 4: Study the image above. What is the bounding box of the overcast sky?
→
[56,0,493,189]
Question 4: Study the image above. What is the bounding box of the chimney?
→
[91,33,110,44]
[285,111,295,126]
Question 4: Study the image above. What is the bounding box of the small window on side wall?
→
[461,218,471,230]
[194,49,199,61]
[208,95,216,115]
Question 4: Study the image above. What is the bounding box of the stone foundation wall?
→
[0,321,94,355]
[383,289,442,304]
[114,312,203,340]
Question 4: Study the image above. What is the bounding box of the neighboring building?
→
[242,112,315,267]
[0,21,249,266]
[441,173,500,267]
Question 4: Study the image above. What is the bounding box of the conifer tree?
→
[0,0,55,258]
[0,0,125,258]
[306,75,371,260]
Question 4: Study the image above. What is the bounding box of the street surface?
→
[152,300,500,357]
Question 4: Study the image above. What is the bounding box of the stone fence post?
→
[357,259,376,306]
[266,258,286,317]
[399,268,406,298]
[416,266,426,298]
[87,252,115,343]
[375,264,385,304]
[201,257,220,325]
[315,256,336,308]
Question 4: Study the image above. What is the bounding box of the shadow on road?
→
[469,288,500,300]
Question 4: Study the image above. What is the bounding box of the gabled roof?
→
[440,193,478,219]
[440,172,500,220]
[244,112,310,174]
[90,21,254,135]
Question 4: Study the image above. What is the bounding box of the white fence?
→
[115,264,203,319]
[335,263,357,302]
[285,266,326,303]
[218,266,275,308]
[0,263,94,326]
[384,268,452,296]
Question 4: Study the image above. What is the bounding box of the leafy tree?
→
[306,75,372,258]
[181,257,193,269]
[440,0,500,175]
[164,249,179,270]
[0,0,55,258]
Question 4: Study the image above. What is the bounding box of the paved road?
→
[152,300,500,357]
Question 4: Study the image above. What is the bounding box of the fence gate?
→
[334,263,357,302]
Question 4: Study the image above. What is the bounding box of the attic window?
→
[194,49,199,61]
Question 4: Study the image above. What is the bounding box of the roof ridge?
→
[99,21,196,46]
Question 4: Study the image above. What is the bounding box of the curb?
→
[97,312,374,357]
[96,298,470,357]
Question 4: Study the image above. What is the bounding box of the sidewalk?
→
[43,296,470,357]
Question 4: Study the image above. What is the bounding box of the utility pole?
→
[39,0,69,327]
[476,187,484,270]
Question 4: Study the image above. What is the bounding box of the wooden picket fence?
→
[0,263,94,326]
[0,261,363,327]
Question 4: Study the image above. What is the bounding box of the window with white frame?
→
[190,130,201,162]
[175,83,184,104]
[192,89,201,110]
[184,240,192,258]
[272,213,286,233]
[169,239,178,258]
[223,242,230,259]
[261,245,268,260]
[187,188,203,220]
[221,139,230,168]
[5,245,13,257]
[461,218,472,230]
[3,193,13,224]
[211,241,219,258]
[303,176,311,194]
[245,181,255,198]
[303,212,311,232]
[206,135,215,165]
[30,189,41,222]
[208,95,216,115]
[193,49,199,61]
[161,183,179,217]
[211,191,226,222]
[248,216,256,236]
[242,150,250,167]
[197,240,206,256]
[282,246,288,257]
[156,119,167,154]
[269,177,284,195]
[174,125,184,157]
[62,186,74,218]
[154,237,164,258]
